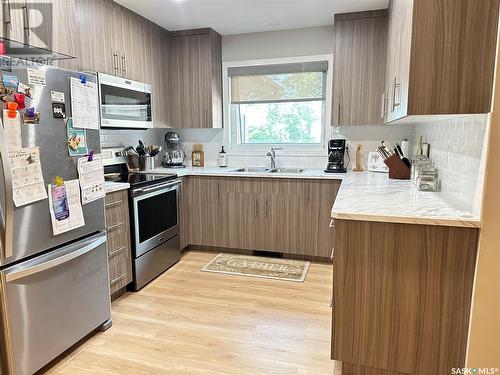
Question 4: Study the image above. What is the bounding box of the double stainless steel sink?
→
[233,167,305,174]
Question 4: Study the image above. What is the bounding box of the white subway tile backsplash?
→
[412,114,490,216]
[100,114,489,219]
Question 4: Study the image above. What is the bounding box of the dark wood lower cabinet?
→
[182,176,340,258]
[331,219,479,375]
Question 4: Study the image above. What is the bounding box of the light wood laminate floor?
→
[45,251,339,375]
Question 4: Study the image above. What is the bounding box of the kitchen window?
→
[224,56,332,153]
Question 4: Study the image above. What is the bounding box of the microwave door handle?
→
[0,123,14,259]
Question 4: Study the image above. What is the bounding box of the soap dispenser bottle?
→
[218,146,227,167]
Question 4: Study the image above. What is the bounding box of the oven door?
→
[98,73,153,129]
[131,180,181,257]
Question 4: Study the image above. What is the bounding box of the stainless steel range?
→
[103,148,181,290]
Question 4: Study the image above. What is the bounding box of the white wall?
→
[218,25,414,169]
[222,26,335,62]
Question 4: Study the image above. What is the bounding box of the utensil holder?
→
[383,154,411,179]
[127,155,140,171]
[139,156,155,171]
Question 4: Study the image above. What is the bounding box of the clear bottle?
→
[218,146,227,168]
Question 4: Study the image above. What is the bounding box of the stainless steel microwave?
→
[98,73,153,129]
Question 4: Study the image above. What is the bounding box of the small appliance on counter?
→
[162,132,186,168]
[325,139,348,173]
[368,152,389,173]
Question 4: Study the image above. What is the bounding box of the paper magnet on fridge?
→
[23,107,40,124]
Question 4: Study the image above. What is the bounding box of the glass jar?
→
[417,167,439,192]
[411,156,432,185]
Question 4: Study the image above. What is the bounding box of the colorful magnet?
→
[14,93,25,109]
[17,82,32,98]
[6,102,18,118]
[2,75,18,89]
[23,107,40,124]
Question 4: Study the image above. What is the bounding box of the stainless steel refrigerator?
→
[0,59,111,375]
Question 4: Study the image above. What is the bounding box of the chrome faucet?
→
[267,147,282,169]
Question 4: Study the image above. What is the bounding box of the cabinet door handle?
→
[4,0,12,26]
[337,101,341,126]
[381,92,387,119]
[113,50,119,75]
[392,76,401,111]
[108,246,126,257]
[105,200,123,208]
[110,273,126,285]
[121,53,126,76]
[22,1,29,35]
[329,219,335,229]
[107,221,125,231]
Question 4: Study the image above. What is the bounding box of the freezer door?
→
[0,61,105,266]
[0,232,111,375]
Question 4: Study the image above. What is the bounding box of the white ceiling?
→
[114,0,389,35]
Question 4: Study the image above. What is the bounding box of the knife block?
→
[383,154,411,179]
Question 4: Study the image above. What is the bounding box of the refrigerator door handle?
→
[0,122,14,259]
[5,235,106,282]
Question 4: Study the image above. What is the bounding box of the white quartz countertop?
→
[151,166,345,180]
[144,167,480,228]
[104,181,130,194]
[332,172,481,228]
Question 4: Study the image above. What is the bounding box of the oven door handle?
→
[133,179,181,196]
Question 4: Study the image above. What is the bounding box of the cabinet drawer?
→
[106,223,129,256]
[108,246,130,294]
[105,191,128,227]
[106,190,127,205]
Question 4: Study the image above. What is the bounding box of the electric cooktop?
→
[105,172,178,189]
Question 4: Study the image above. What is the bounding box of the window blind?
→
[229,61,328,104]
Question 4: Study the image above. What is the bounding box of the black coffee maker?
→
[324,139,347,173]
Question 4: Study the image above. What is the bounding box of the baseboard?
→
[183,245,331,264]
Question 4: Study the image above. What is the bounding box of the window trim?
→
[222,54,333,156]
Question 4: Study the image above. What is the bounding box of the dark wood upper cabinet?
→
[168,28,223,129]
[385,0,500,123]
[332,10,388,126]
